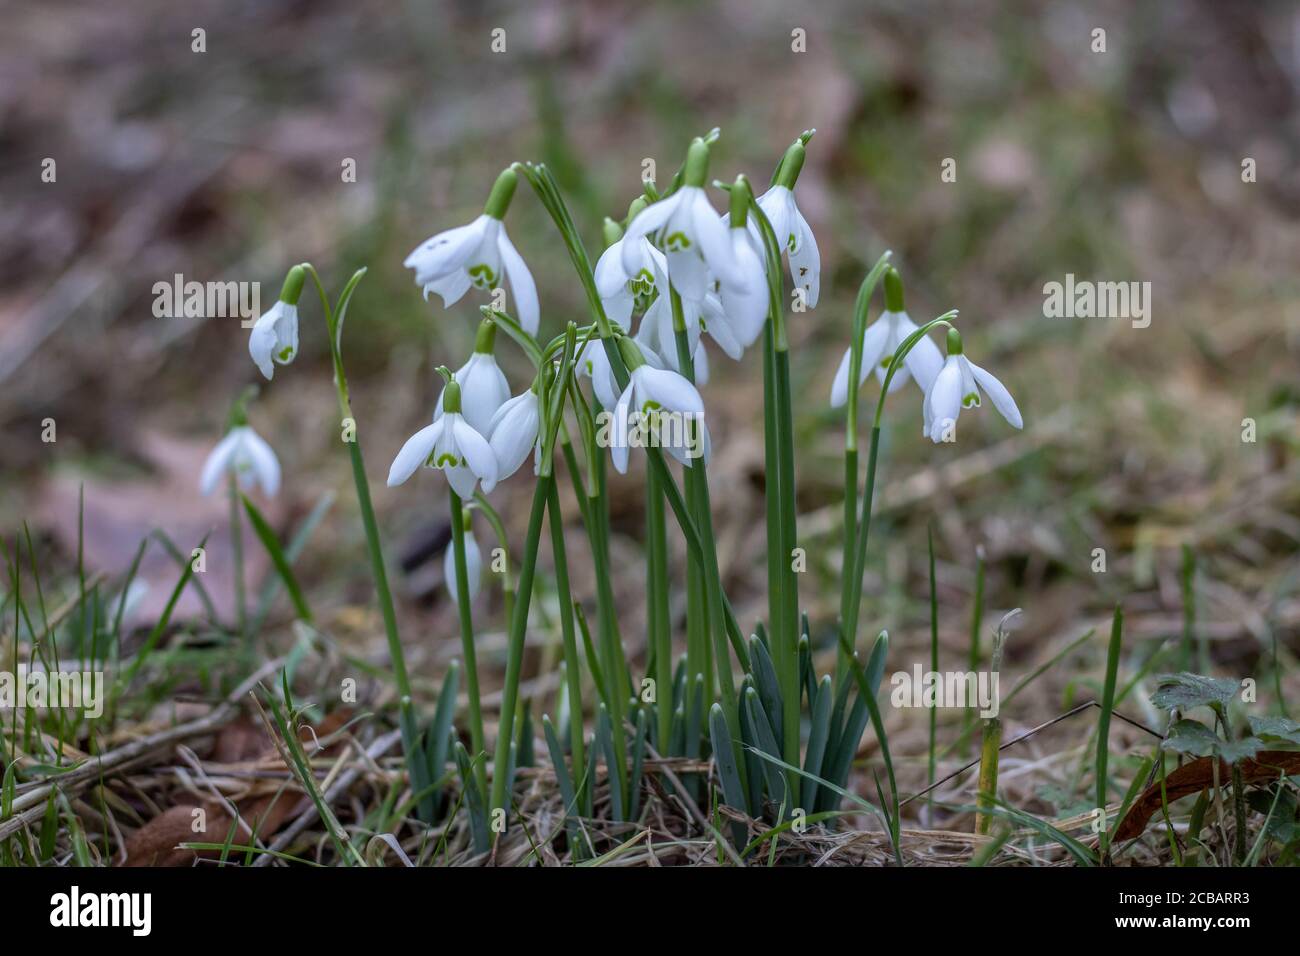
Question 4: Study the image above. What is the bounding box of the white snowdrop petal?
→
[788,205,821,309]
[689,190,739,288]
[901,322,944,395]
[240,428,282,497]
[927,359,963,442]
[386,420,444,487]
[489,394,540,479]
[497,226,539,335]
[968,360,1023,430]
[248,307,282,380]
[829,349,853,408]
[405,219,485,288]
[453,417,498,494]
[594,239,630,299]
[421,269,473,309]
[621,195,680,273]
[634,366,704,417]
[199,430,243,496]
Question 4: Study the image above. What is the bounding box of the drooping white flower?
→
[830,312,944,406]
[716,220,769,348]
[444,525,482,606]
[621,140,739,301]
[200,424,280,497]
[248,266,305,380]
[594,225,668,327]
[387,381,499,497]
[403,169,539,334]
[830,270,944,407]
[607,346,707,474]
[434,328,510,435]
[755,183,820,309]
[488,389,541,480]
[925,331,1023,443]
[633,291,733,386]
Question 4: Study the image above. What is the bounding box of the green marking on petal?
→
[787,233,797,252]
[628,268,656,297]
[962,392,981,408]
[277,346,294,362]
[663,231,691,252]
[467,263,498,289]
[435,453,459,468]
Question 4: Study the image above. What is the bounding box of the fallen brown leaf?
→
[120,709,353,866]
[1114,750,1300,842]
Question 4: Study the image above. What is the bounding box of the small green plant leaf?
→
[242,494,313,623]
[1151,673,1239,712]
[1163,719,1263,764]
[1248,716,1300,746]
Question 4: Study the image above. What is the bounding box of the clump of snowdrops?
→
[214,127,1023,858]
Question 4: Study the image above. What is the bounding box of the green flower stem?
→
[842,316,958,656]
[762,327,784,690]
[491,472,553,822]
[448,490,486,789]
[227,476,246,644]
[670,290,713,705]
[646,464,672,750]
[772,342,802,782]
[669,291,740,762]
[927,526,939,815]
[746,182,801,794]
[301,264,420,786]
[513,155,742,669]
[836,254,891,689]
[545,477,587,781]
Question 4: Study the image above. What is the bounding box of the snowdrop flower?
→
[830,268,944,406]
[594,206,668,326]
[488,388,541,481]
[387,380,498,498]
[248,266,304,381]
[621,139,739,301]
[716,179,770,349]
[925,329,1023,443]
[200,424,280,497]
[434,321,510,434]
[444,516,483,606]
[606,339,706,474]
[754,141,820,309]
[633,292,724,384]
[403,169,540,334]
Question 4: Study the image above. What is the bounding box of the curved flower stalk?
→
[200,423,280,497]
[248,266,305,380]
[830,267,943,406]
[444,509,482,606]
[925,328,1023,443]
[434,321,510,434]
[404,169,540,334]
[622,139,739,300]
[387,378,499,497]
